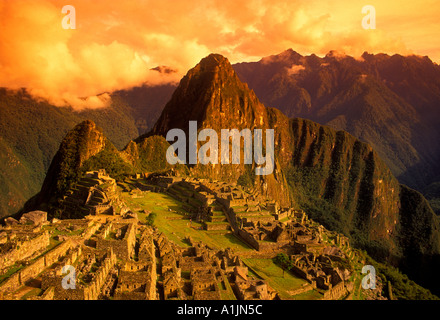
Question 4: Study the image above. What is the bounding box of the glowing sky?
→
[0,0,439,108]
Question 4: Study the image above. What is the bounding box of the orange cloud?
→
[0,0,438,109]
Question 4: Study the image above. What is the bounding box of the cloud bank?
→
[0,0,438,109]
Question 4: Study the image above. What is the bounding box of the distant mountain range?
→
[233,49,440,213]
[18,53,440,296]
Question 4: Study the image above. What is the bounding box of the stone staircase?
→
[166,182,201,213]
[203,201,231,232]
[232,205,275,225]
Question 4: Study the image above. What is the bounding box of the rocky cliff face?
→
[148,54,291,205]
[0,88,140,219]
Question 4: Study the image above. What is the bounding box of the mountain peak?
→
[77,119,98,130]
[279,48,302,58]
[198,53,231,70]
[324,50,348,60]
[187,53,236,82]
[36,119,109,204]
[258,49,303,64]
[149,53,266,137]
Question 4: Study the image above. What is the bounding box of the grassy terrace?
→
[119,186,253,253]
[242,258,323,300]
[0,264,24,284]
[230,206,247,213]
[218,277,237,300]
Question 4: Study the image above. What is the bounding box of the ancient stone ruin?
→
[0,170,374,300]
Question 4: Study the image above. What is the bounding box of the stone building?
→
[96,222,137,260]
[40,245,117,300]
[233,266,278,300]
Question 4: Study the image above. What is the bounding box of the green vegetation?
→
[146,212,157,226]
[423,181,440,215]
[218,279,237,300]
[242,258,314,300]
[365,254,439,300]
[274,253,293,277]
[237,165,256,188]
[120,187,252,252]
[23,120,111,218]
[0,264,24,284]
[20,288,43,300]
[134,136,174,173]
[81,144,135,180]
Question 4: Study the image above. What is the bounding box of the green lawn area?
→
[242,258,322,300]
[120,189,253,253]
[292,289,324,300]
[218,279,237,300]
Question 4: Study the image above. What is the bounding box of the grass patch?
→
[291,290,323,300]
[20,288,43,300]
[120,190,253,252]
[0,264,24,284]
[242,258,319,300]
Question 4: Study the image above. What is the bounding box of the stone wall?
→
[288,283,315,296]
[96,223,136,260]
[44,240,73,267]
[39,286,55,300]
[238,229,259,250]
[290,265,311,281]
[205,223,230,231]
[81,221,102,240]
[0,239,73,296]
[0,231,50,270]
[19,256,45,285]
[322,281,348,300]
[237,229,284,252]
[0,272,20,296]
[41,247,117,300]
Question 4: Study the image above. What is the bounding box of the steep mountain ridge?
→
[149,54,402,241]
[24,120,110,214]
[147,54,291,205]
[233,50,440,209]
